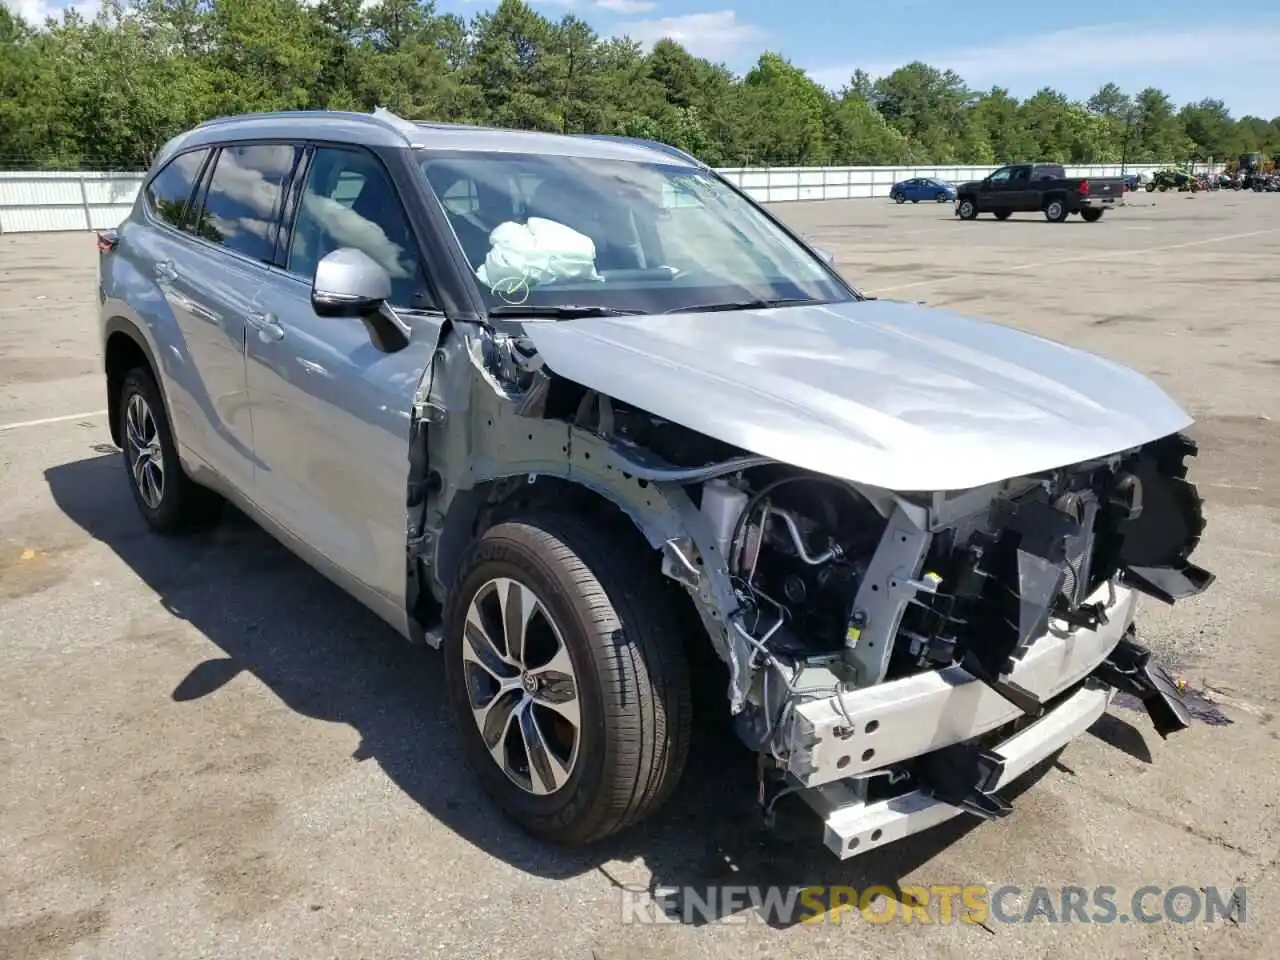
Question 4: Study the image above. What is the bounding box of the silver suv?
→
[99,109,1214,860]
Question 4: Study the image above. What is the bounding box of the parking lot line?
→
[871,226,1280,294]
[0,409,108,433]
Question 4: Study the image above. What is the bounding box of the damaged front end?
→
[410,320,1215,861]
[722,435,1214,858]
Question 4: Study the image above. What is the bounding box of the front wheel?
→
[893,192,906,204]
[1044,198,1069,222]
[956,198,978,220]
[1081,208,1104,223]
[444,511,692,846]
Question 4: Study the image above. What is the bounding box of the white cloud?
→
[595,0,657,13]
[806,23,1280,92]
[1,0,101,23]
[616,10,764,61]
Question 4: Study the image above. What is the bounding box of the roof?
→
[153,109,699,170]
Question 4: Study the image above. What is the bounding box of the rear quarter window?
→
[195,143,301,262]
[144,149,210,229]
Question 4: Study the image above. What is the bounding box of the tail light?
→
[1079,179,1090,195]
[96,230,118,254]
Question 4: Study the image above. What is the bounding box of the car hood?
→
[522,299,1192,492]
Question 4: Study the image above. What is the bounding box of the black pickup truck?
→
[955,163,1124,222]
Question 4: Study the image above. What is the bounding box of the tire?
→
[1081,208,1104,223]
[1044,198,1068,222]
[117,366,221,534]
[893,192,906,204]
[994,210,1012,221]
[956,198,978,220]
[936,192,950,202]
[443,511,692,846]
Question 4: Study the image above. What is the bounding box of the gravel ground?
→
[1,191,1277,959]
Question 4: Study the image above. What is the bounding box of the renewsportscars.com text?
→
[619,884,1247,926]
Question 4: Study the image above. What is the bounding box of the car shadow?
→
[934,217,1102,225]
[46,451,1064,928]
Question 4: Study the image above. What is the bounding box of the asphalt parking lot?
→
[2,193,1278,959]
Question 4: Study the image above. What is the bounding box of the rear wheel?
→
[118,366,221,534]
[444,511,692,846]
[957,198,978,220]
[994,210,1012,221]
[1044,198,1069,222]
[1081,208,1104,223]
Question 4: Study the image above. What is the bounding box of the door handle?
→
[246,312,285,342]
[154,260,177,281]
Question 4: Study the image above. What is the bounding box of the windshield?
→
[416,150,853,315]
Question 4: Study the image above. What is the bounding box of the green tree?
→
[738,52,830,166]
[1180,99,1238,160]
[873,62,972,161]
[0,0,1265,171]
[464,0,560,130]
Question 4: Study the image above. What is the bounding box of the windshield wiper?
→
[662,297,816,314]
[488,304,647,319]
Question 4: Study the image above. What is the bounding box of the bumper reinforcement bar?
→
[802,644,1193,859]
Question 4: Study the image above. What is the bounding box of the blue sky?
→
[10,0,1279,118]
[446,0,1280,119]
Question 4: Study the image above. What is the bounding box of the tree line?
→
[2,0,1278,172]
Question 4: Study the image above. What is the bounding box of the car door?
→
[904,178,922,201]
[244,143,447,632]
[981,167,1014,210]
[1007,165,1034,210]
[152,142,298,493]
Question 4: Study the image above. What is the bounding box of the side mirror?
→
[311,247,391,318]
[311,247,410,352]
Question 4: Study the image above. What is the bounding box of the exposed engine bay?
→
[697,436,1210,705]
[679,431,1213,843]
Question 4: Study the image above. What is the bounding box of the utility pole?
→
[1120,107,1134,176]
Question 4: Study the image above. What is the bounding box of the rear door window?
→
[145,149,210,230]
[194,143,301,262]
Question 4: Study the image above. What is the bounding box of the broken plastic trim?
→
[1090,633,1193,738]
[1111,432,1216,605]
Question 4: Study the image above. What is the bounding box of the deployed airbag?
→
[476,218,601,293]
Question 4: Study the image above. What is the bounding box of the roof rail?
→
[192,109,419,147]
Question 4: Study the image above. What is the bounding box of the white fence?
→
[0,162,1206,234]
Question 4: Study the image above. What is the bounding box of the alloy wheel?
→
[125,392,165,509]
[461,577,581,796]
